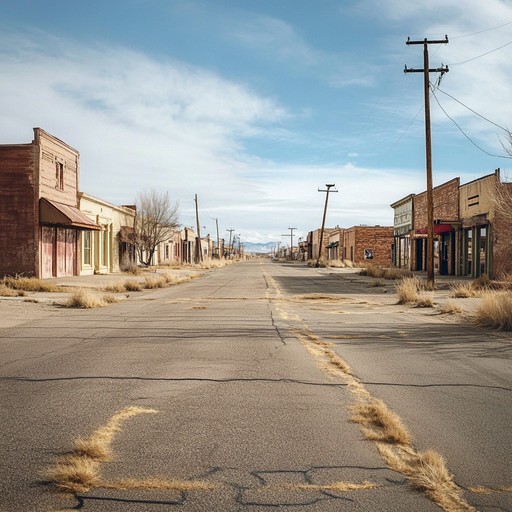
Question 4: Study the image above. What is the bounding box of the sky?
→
[1,0,512,245]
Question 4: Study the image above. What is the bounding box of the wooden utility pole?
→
[194,194,203,263]
[281,227,297,260]
[316,184,338,267]
[213,217,222,259]
[226,228,235,258]
[405,36,449,289]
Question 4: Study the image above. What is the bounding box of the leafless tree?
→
[492,164,512,276]
[132,189,179,266]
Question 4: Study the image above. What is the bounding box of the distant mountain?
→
[243,241,275,254]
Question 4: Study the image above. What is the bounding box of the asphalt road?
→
[0,260,510,511]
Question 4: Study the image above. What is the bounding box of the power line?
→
[450,39,512,65]
[430,85,512,160]
[435,87,509,133]
[451,20,512,39]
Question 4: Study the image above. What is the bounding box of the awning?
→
[415,224,454,235]
[39,198,100,230]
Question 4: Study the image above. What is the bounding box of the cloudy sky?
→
[1,1,511,244]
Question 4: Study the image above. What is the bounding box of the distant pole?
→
[214,218,222,259]
[226,228,235,257]
[405,36,449,289]
[316,184,338,267]
[281,227,297,260]
[194,194,203,263]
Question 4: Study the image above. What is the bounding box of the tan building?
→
[390,194,414,270]
[78,193,136,274]
[458,169,512,278]
[0,128,99,278]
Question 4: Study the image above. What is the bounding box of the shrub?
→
[439,299,463,315]
[475,291,512,330]
[103,282,126,293]
[450,282,478,298]
[65,289,105,309]
[124,280,143,292]
[2,276,62,292]
[0,284,17,297]
[143,276,166,289]
[396,276,421,304]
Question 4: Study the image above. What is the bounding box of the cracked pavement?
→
[0,260,510,511]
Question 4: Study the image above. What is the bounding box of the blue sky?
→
[1,0,511,244]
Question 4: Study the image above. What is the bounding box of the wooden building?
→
[0,128,99,278]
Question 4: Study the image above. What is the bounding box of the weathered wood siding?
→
[0,144,39,276]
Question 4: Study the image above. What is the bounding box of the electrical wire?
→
[435,87,509,133]
[430,84,512,159]
[450,39,512,66]
[450,20,512,39]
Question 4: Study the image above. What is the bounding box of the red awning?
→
[39,198,100,230]
[416,224,454,235]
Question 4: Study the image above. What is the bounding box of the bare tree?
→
[492,166,512,276]
[133,189,179,266]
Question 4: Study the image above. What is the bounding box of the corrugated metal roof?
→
[40,198,100,230]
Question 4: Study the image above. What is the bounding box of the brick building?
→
[0,128,99,278]
[391,169,511,278]
[342,226,393,266]
[411,177,460,275]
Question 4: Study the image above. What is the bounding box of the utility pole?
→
[405,36,449,289]
[194,194,203,263]
[281,227,297,260]
[213,218,222,259]
[226,228,235,258]
[316,184,338,267]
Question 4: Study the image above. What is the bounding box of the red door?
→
[41,227,55,278]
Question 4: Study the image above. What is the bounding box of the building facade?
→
[78,193,136,274]
[0,128,99,278]
[391,170,511,278]
[390,194,414,270]
[342,226,393,266]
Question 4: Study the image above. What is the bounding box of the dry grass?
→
[439,300,464,315]
[414,294,434,308]
[124,280,143,292]
[326,259,346,268]
[296,293,344,302]
[294,480,379,492]
[2,276,62,292]
[103,282,127,293]
[376,444,475,511]
[296,324,472,511]
[46,455,101,493]
[0,284,18,297]
[143,276,167,289]
[475,291,512,330]
[46,406,158,494]
[350,399,411,445]
[65,289,106,309]
[396,276,422,304]
[450,282,479,298]
[360,265,412,280]
[64,290,119,308]
[468,485,512,494]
